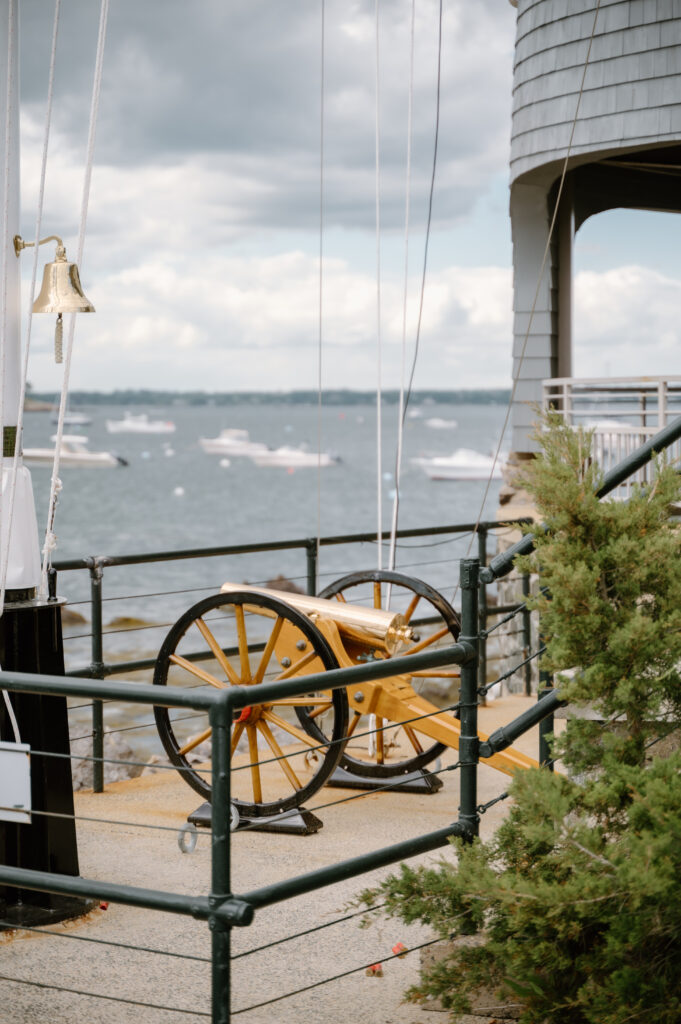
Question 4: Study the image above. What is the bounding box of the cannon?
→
[153,571,538,827]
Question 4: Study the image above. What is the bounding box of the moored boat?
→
[23,435,127,468]
[199,427,269,456]
[251,445,340,468]
[413,447,504,481]
[106,412,176,434]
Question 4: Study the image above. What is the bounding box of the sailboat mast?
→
[0,0,41,593]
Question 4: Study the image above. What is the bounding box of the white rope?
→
[457,0,602,594]
[388,0,416,575]
[315,0,326,586]
[0,0,61,621]
[374,0,383,570]
[40,0,110,598]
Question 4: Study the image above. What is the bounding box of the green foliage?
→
[359,416,681,1023]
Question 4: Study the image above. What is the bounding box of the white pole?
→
[0,0,41,592]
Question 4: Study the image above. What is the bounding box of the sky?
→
[14,0,681,393]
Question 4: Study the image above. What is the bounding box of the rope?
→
[0,974,210,1017]
[400,0,443,434]
[40,0,110,598]
[0,919,212,964]
[232,901,389,960]
[232,934,447,1015]
[457,0,603,594]
[316,0,325,581]
[478,645,545,696]
[388,0,416,573]
[374,0,383,570]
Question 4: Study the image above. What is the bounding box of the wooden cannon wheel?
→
[316,570,461,779]
[153,590,349,817]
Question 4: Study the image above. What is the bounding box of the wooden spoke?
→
[376,716,385,763]
[178,725,212,757]
[246,725,262,802]
[404,625,450,655]
[194,618,241,686]
[235,605,251,683]
[275,648,318,681]
[304,700,334,720]
[169,654,227,690]
[262,709,325,750]
[411,670,461,679]
[267,696,332,710]
[373,581,382,609]
[334,592,347,602]
[252,615,285,685]
[346,711,362,738]
[403,724,424,754]
[231,721,245,757]
[256,719,302,791]
[403,593,421,624]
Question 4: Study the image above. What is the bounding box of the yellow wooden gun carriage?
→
[153,571,538,826]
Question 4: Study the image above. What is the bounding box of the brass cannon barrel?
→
[219,581,415,655]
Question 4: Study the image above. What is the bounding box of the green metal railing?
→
[0,560,492,1022]
[54,518,532,792]
[2,415,680,1019]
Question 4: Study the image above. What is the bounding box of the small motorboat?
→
[23,435,127,468]
[199,428,269,457]
[251,445,340,468]
[106,412,175,434]
[412,448,504,481]
[424,417,458,429]
[50,409,92,427]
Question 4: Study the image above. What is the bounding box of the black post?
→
[210,697,232,1024]
[477,529,488,701]
[88,561,105,793]
[458,559,479,839]
[306,539,317,596]
[0,593,94,926]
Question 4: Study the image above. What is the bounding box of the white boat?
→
[424,417,458,429]
[50,409,92,427]
[413,447,504,481]
[106,412,176,435]
[23,435,127,469]
[251,445,340,468]
[199,428,269,457]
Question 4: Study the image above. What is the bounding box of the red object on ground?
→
[365,963,383,977]
[392,941,408,958]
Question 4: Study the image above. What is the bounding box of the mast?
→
[0,0,41,593]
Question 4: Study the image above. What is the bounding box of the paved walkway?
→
[1,696,551,1024]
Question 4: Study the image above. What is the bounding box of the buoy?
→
[219,458,231,468]
[392,941,408,959]
[173,486,185,497]
[365,963,383,977]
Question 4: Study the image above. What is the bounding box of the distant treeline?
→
[28,388,511,407]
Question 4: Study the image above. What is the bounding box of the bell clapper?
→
[55,314,63,364]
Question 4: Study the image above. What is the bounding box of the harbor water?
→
[23,398,510,760]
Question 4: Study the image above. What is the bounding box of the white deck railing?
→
[542,376,681,498]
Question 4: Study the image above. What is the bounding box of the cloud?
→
[574,267,681,378]
[19,0,515,233]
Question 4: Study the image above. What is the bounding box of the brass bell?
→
[32,245,95,314]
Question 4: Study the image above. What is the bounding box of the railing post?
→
[476,528,487,701]
[305,539,317,596]
[522,573,532,696]
[458,558,480,839]
[210,696,232,1024]
[88,560,105,793]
